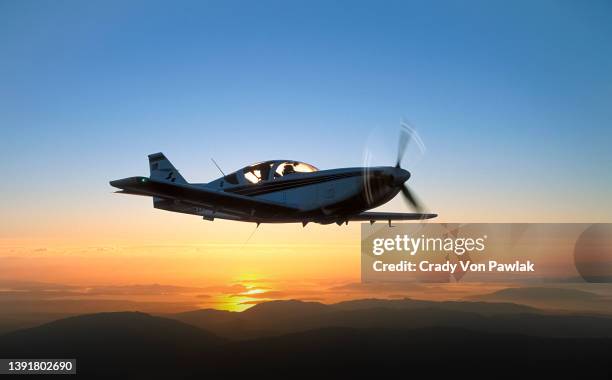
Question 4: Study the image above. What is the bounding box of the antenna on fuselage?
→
[210,158,226,176]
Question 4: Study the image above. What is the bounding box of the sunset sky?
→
[1,1,611,311]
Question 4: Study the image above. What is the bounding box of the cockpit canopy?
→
[223,160,318,185]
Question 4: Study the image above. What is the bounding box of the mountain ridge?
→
[1,311,611,377]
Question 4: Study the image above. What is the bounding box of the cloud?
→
[232,290,288,299]
[0,280,211,299]
[201,284,249,294]
[0,290,85,299]
[0,299,199,314]
[0,280,78,291]
[238,300,269,306]
[83,284,207,296]
[327,282,427,293]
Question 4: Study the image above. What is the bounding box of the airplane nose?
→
[391,168,411,185]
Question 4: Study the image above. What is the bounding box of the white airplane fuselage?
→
[155,166,405,224]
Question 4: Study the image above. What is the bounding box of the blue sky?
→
[1,0,611,237]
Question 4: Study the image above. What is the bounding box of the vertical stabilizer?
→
[148,152,187,184]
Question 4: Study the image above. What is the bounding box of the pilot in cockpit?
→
[282,163,296,176]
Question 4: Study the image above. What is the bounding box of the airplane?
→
[109,127,437,225]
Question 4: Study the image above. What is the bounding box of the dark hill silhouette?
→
[242,299,330,319]
[0,312,226,377]
[332,297,538,314]
[170,299,334,339]
[1,311,225,352]
[173,307,236,323]
[1,314,611,378]
[172,308,237,333]
[228,327,612,376]
[470,287,612,313]
[168,298,612,339]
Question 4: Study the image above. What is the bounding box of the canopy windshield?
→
[242,162,274,184]
[274,161,318,178]
[239,160,318,184]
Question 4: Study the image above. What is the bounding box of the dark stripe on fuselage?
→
[224,170,362,197]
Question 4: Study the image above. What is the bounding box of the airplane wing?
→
[347,211,437,222]
[109,176,300,216]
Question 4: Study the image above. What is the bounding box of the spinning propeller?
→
[362,120,428,213]
[396,121,424,213]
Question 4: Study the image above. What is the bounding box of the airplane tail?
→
[148,152,187,184]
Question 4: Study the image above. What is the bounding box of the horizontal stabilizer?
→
[114,189,151,197]
[109,176,300,217]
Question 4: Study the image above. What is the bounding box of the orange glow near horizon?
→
[1,211,610,313]
[0,215,364,312]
